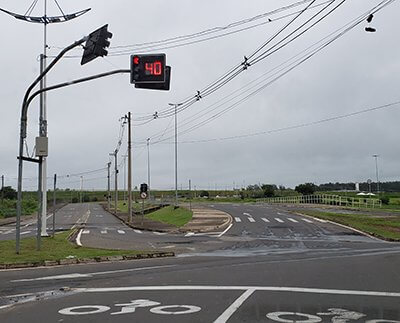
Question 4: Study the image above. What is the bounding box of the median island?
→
[0,230,173,269]
[296,210,400,241]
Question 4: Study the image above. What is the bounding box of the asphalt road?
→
[1,202,399,322]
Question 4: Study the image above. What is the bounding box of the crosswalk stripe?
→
[101,230,107,234]
[261,218,270,223]
[288,218,298,223]
[302,218,313,223]
[243,212,251,216]
[234,217,242,222]
[117,230,126,234]
[133,229,142,234]
[275,218,284,223]
[21,231,31,235]
[313,217,328,223]
[248,217,256,223]
[82,230,90,234]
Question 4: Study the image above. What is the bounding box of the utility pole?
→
[147,138,151,200]
[373,154,380,194]
[169,103,182,208]
[122,154,128,203]
[107,162,111,211]
[1,175,4,203]
[52,174,56,237]
[79,176,83,203]
[189,179,192,211]
[127,112,133,223]
[114,151,118,214]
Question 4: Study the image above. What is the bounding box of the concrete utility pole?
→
[107,162,111,211]
[79,176,83,203]
[52,174,56,237]
[147,138,151,200]
[122,154,128,202]
[189,179,192,211]
[373,154,380,193]
[114,151,118,214]
[1,175,4,203]
[127,112,132,223]
[168,103,182,208]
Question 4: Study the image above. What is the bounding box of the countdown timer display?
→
[130,54,166,83]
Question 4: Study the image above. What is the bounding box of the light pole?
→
[373,154,380,194]
[147,138,151,200]
[169,103,182,208]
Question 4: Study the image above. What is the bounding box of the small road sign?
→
[140,192,148,199]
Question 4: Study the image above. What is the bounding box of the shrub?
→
[72,197,78,203]
[199,190,209,198]
[380,196,390,205]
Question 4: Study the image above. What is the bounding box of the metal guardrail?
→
[261,194,382,208]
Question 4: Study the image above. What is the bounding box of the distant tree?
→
[199,190,209,198]
[278,185,286,190]
[262,184,276,197]
[295,183,317,195]
[0,186,17,200]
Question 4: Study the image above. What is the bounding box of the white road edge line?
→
[0,305,13,310]
[76,229,83,247]
[11,265,177,282]
[80,285,400,298]
[214,288,255,323]
[217,223,233,238]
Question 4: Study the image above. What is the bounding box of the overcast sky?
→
[0,0,399,191]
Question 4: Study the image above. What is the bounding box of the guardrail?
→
[261,194,382,209]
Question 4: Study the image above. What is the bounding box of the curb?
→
[0,252,175,270]
[292,211,397,242]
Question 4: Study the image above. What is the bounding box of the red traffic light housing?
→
[130,54,166,83]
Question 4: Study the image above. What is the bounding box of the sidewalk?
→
[111,204,232,234]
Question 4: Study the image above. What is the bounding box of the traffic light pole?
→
[107,162,111,211]
[15,38,130,254]
[127,112,133,223]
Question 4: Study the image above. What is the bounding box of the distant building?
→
[355,182,360,191]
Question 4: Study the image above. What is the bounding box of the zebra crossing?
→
[235,213,324,225]
[80,228,164,236]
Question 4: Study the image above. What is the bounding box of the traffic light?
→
[140,183,148,193]
[135,66,171,91]
[81,24,113,65]
[130,54,166,83]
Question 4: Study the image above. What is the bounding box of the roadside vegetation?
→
[146,205,192,227]
[297,210,400,241]
[0,231,142,265]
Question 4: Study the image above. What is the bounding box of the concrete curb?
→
[179,207,233,234]
[0,251,175,270]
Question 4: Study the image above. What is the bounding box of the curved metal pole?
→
[16,35,87,254]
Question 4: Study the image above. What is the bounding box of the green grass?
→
[0,231,142,264]
[115,200,155,212]
[0,199,37,219]
[146,205,193,227]
[298,210,400,241]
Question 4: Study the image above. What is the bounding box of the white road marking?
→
[243,212,250,216]
[277,212,285,216]
[11,265,177,282]
[288,218,298,223]
[82,230,90,234]
[234,217,241,222]
[20,231,31,235]
[133,229,142,234]
[185,232,195,237]
[248,217,256,223]
[275,218,284,223]
[214,288,255,323]
[153,232,167,235]
[217,223,233,238]
[4,230,14,234]
[313,217,328,223]
[101,230,107,234]
[76,229,83,247]
[0,304,13,310]
[80,285,400,298]
[302,218,313,223]
[117,230,126,234]
[261,218,270,223]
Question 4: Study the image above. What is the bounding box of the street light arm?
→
[20,36,88,138]
[26,69,130,109]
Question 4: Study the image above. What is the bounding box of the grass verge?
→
[146,205,193,227]
[0,231,142,264]
[298,210,400,241]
